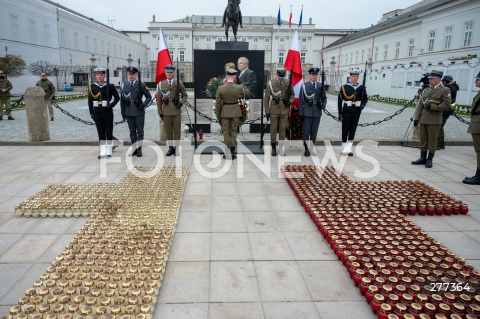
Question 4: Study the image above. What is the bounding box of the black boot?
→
[271,143,277,157]
[166,146,174,156]
[425,153,434,168]
[463,168,480,185]
[411,151,427,165]
[231,146,237,160]
[303,141,310,157]
[129,148,138,157]
[136,147,142,157]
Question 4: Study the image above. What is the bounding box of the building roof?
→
[170,15,290,25]
[323,0,454,49]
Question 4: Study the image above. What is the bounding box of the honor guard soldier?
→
[0,70,14,120]
[338,70,368,156]
[88,68,120,159]
[157,65,188,156]
[36,73,56,121]
[299,67,327,157]
[121,67,152,157]
[437,75,458,150]
[412,70,451,168]
[264,68,294,156]
[215,68,250,160]
[463,71,480,185]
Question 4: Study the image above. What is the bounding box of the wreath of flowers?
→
[286,105,303,140]
[204,76,224,98]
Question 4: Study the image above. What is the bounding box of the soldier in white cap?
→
[88,68,120,159]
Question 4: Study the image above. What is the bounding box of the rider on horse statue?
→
[221,0,243,28]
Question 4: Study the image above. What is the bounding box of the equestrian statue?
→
[221,0,243,41]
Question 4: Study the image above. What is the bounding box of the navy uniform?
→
[299,67,327,156]
[264,69,294,156]
[412,70,451,168]
[337,70,368,156]
[463,71,480,185]
[157,65,188,156]
[120,67,152,157]
[88,68,120,159]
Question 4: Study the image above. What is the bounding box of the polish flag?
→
[156,28,173,84]
[284,30,303,109]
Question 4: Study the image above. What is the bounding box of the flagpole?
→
[277,4,281,70]
[289,5,292,48]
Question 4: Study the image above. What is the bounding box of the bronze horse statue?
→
[221,0,243,41]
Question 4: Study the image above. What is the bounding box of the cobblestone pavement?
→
[0,93,472,142]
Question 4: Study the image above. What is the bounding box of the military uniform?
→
[0,71,13,120]
[36,73,56,120]
[463,71,480,185]
[299,67,327,156]
[121,67,152,157]
[216,69,250,159]
[338,70,368,156]
[412,70,451,168]
[88,68,120,158]
[437,76,457,149]
[157,65,188,156]
[264,69,294,156]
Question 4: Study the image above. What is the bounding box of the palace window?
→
[253,38,259,43]
[278,52,284,64]
[395,42,400,58]
[374,46,378,61]
[444,27,452,49]
[29,20,36,44]
[428,31,435,52]
[408,39,414,57]
[361,49,364,63]
[265,52,270,63]
[463,22,473,47]
[301,52,306,64]
[179,50,185,62]
[11,16,19,40]
[74,33,79,50]
[44,24,50,46]
[383,44,388,60]
[265,38,270,43]
[194,37,200,42]
[179,36,185,41]
[169,50,173,61]
[280,37,285,42]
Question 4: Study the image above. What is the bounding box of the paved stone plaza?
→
[0,144,479,319]
[0,94,472,142]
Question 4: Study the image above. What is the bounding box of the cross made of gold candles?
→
[281,165,479,319]
[3,165,189,319]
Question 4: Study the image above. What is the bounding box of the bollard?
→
[25,86,50,142]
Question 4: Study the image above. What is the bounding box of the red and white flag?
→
[284,30,303,109]
[156,28,173,84]
[288,6,292,28]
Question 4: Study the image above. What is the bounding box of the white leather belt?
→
[93,100,108,107]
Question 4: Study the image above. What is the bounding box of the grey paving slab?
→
[0,212,12,225]
[180,195,212,212]
[406,215,459,232]
[168,233,211,262]
[263,302,321,319]
[244,211,281,232]
[184,182,212,196]
[284,232,336,261]
[0,216,39,233]
[153,303,208,319]
[431,231,480,260]
[298,261,364,302]
[28,217,77,234]
[0,263,32,301]
[0,263,50,305]
[176,211,211,233]
[14,184,49,197]
[237,183,267,196]
[249,232,294,261]
[64,217,89,233]
[315,301,374,319]
[211,183,239,196]
[157,262,209,303]
[0,233,22,255]
[240,195,273,212]
[38,233,76,262]
[254,261,311,302]
[211,211,246,233]
[267,195,302,211]
[0,234,59,263]
[211,195,242,212]
[275,211,318,232]
[211,233,252,261]
[210,261,261,302]
[464,230,480,245]
[209,303,264,319]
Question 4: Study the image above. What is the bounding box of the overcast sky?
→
[55,0,422,31]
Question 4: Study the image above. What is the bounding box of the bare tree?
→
[28,60,57,76]
[0,54,27,78]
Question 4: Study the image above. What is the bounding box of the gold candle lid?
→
[438,303,450,312]
[67,303,79,313]
[59,295,71,304]
[52,304,64,313]
[17,314,28,319]
[9,305,21,315]
[125,305,135,314]
[38,287,49,296]
[85,297,96,306]
[120,316,131,319]
[58,279,69,288]
[91,288,101,297]
[65,287,76,295]
[140,303,151,314]
[95,306,107,315]
[142,295,152,304]
[100,297,110,306]
[104,288,115,297]
[24,304,36,314]
[61,314,73,319]
[18,296,29,305]
[25,288,36,296]
[31,314,43,319]
[52,287,63,296]
[128,296,139,305]
[46,295,58,304]
[31,295,43,305]
[131,288,142,297]
[80,305,92,315]
[111,304,122,314]
[73,295,84,304]
[118,288,129,296]
[38,303,50,313]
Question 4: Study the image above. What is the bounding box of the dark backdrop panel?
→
[194,50,265,99]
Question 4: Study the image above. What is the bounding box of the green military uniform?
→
[412,70,451,168]
[157,65,188,156]
[263,69,294,156]
[216,69,250,158]
[0,71,13,120]
[463,74,480,185]
[36,74,56,120]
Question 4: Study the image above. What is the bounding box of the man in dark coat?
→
[121,67,152,157]
[237,57,257,97]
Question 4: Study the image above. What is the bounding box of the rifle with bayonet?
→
[106,56,110,107]
[321,59,326,110]
[176,58,182,108]
[361,61,367,110]
[136,59,144,110]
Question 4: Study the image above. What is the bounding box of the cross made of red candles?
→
[281,165,479,319]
